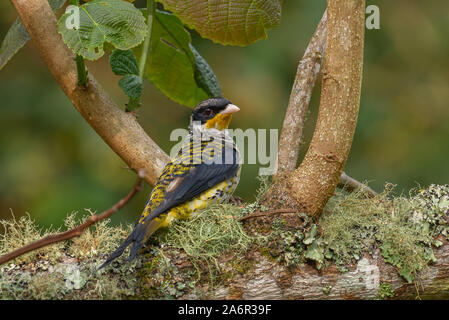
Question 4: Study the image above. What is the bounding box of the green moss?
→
[134,248,198,299]
[230,256,254,275]
[377,282,395,299]
[0,212,65,265]
[0,253,139,300]
[319,184,449,282]
[0,211,139,300]
[258,217,307,269]
[155,203,258,278]
[323,285,332,295]
[0,192,262,299]
[116,176,271,297]
[253,184,449,283]
[64,211,133,259]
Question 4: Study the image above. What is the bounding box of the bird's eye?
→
[202,108,213,117]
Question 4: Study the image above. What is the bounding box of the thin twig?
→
[337,171,377,198]
[239,209,298,222]
[0,172,145,266]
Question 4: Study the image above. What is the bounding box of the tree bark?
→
[285,0,366,216]
[10,0,170,186]
[175,242,449,300]
[274,10,327,179]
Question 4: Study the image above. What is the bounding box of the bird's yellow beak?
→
[206,104,240,130]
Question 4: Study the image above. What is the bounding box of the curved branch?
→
[9,0,170,186]
[287,0,366,216]
[275,10,327,178]
[0,174,144,266]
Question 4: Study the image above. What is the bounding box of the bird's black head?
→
[190,97,240,130]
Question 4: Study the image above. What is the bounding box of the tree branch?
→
[9,0,170,186]
[0,173,145,266]
[338,171,377,198]
[179,244,449,300]
[286,0,366,216]
[275,10,327,179]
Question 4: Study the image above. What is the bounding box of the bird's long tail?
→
[99,218,162,269]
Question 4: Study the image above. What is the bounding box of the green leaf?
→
[110,49,142,106]
[191,45,222,97]
[303,224,317,245]
[58,0,146,61]
[324,248,334,260]
[304,240,324,268]
[398,266,414,284]
[156,0,282,46]
[434,240,443,248]
[0,19,29,71]
[139,10,220,107]
[0,0,67,70]
[119,74,142,99]
[110,49,139,76]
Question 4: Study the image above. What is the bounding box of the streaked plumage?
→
[100,98,241,268]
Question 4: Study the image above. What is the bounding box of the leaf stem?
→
[126,97,140,111]
[75,54,88,87]
[138,0,155,79]
[127,0,154,112]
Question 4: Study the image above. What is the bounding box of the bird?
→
[100,97,241,268]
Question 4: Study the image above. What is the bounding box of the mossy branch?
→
[0,173,144,266]
[1,184,449,299]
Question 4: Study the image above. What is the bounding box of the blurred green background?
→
[1,0,448,229]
